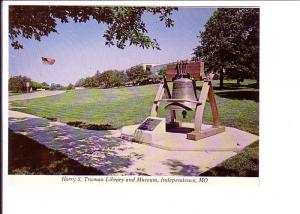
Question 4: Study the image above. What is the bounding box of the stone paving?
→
[9,110,254,176]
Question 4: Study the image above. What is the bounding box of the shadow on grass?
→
[215,90,259,102]
[200,141,259,177]
[214,83,243,90]
[9,129,103,175]
[216,82,258,90]
[200,166,258,177]
[196,85,259,102]
[197,82,258,91]
[9,117,144,175]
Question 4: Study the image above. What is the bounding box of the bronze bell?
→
[165,77,198,111]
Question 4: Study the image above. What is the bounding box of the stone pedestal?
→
[133,117,166,144]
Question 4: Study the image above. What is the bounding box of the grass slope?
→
[11,80,259,135]
[10,80,259,176]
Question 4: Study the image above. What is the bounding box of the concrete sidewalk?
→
[8,110,258,176]
[9,90,65,101]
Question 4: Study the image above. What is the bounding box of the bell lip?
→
[164,102,194,111]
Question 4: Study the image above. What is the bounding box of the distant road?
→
[9,90,66,101]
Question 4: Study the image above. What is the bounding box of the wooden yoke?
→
[187,79,224,140]
[165,61,205,81]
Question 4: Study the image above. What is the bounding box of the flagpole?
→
[41,57,56,88]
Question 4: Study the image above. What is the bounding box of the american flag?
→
[42,57,55,65]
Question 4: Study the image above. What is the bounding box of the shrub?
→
[9,75,31,92]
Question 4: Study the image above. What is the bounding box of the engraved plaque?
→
[138,118,162,131]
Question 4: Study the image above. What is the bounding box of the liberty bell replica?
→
[165,60,198,117]
[148,60,225,141]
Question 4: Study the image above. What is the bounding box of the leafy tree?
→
[40,81,50,89]
[193,8,259,88]
[146,65,152,72]
[157,67,167,77]
[191,45,204,62]
[93,70,102,87]
[113,71,127,87]
[75,78,86,87]
[50,83,65,90]
[97,69,126,88]
[41,82,49,87]
[9,6,177,49]
[126,65,151,85]
[84,77,97,88]
[9,75,31,92]
[241,9,259,87]
[31,81,43,90]
[148,73,161,83]
[67,83,75,90]
[96,71,109,88]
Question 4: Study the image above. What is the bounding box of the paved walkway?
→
[9,110,247,176]
[9,90,65,101]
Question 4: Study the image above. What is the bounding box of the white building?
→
[130,61,179,74]
[136,63,168,74]
[137,63,159,71]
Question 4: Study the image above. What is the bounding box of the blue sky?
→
[9,7,215,85]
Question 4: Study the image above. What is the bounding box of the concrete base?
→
[134,117,166,144]
[121,122,258,152]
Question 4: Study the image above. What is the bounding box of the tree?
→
[67,83,75,90]
[97,71,110,88]
[113,71,127,87]
[241,9,259,87]
[9,6,177,49]
[97,69,126,88]
[157,67,167,77]
[9,75,31,92]
[191,45,204,62]
[31,81,43,90]
[75,78,86,87]
[41,82,49,87]
[84,77,97,88]
[146,65,152,72]
[193,8,259,88]
[40,81,50,89]
[126,65,151,85]
[93,70,102,87]
[50,83,65,90]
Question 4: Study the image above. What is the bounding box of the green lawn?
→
[10,79,259,176]
[11,80,259,134]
